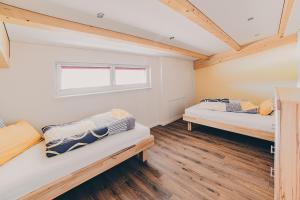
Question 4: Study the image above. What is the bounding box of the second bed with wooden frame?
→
[183,114,274,142]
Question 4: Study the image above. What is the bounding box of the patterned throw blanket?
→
[198,99,258,114]
[42,109,135,157]
[200,98,230,103]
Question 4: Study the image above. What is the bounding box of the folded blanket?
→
[198,99,258,114]
[225,102,241,112]
[200,98,229,103]
[42,109,135,157]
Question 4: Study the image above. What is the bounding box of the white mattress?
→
[185,104,275,133]
[0,123,150,200]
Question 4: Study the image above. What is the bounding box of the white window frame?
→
[55,62,151,97]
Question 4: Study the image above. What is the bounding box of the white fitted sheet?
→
[0,123,150,200]
[185,104,275,133]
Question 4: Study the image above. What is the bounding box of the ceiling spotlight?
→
[97,12,105,19]
[169,36,175,40]
[247,17,254,21]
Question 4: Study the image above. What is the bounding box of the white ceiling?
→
[286,0,300,35]
[190,0,284,44]
[6,23,194,59]
[1,0,299,57]
[1,0,230,56]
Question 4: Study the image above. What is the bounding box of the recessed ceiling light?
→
[97,12,105,19]
[247,17,254,21]
[169,36,175,40]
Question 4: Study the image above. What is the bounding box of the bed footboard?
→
[183,114,274,141]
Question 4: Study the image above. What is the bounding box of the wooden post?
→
[138,150,148,162]
[187,122,192,131]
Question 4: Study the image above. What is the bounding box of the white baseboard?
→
[159,114,182,126]
[144,115,183,129]
[148,122,160,128]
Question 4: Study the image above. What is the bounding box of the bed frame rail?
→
[183,114,274,142]
[20,135,154,200]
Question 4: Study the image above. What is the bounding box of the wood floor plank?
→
[56,119,274,200]
[149,142,269,200]
[153,128,272,180]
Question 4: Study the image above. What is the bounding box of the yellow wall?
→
[195,44,298,104]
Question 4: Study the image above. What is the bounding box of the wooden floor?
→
[56,120,274,200]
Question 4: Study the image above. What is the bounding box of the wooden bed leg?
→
[187,122,192,131]
[138,150,148,162]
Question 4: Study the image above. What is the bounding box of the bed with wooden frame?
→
[0,124,154,200]
[183,110,274,142]
[23,137,153,200]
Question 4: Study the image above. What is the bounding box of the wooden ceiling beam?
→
[160,0,241,51]
[0,21,9,68]
[278,0,295,37]
[194,33,297,69]
[0,3,209,60]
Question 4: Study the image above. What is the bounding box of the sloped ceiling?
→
[286,0,300,35]
[1,0,299,58]
[190,0,284,44]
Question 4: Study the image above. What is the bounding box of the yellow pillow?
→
[0,120,41,165]
[111,109,131,118]
[259,99,273,116]
[240,101,258,111]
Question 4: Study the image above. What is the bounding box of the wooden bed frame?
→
[20,135,154,200]
[183,114,274,142]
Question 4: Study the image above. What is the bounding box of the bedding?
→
[0,123,150,200]
[225,102,241,112]
[197,102,226,112]
[0,121,41,165]
[197,100,259,114]
[0,117,5,128]
[259,99,274,116]
[239,101,258,114]
[42,109,135,157]
[198,98,276,116]
[200,98,230,103]
[185,104,274,133]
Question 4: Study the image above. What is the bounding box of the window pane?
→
[115,67,147,85]
[60,66,110,90]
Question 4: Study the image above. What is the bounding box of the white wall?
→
[297,32,300,87]
[0,42,194,129]
[159,57,195,124]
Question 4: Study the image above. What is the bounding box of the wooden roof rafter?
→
[0,3,209,60]
[160,0,241,51]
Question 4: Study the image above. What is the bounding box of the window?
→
[56,62,151,97]
[60,66,111,89]
[115,66,147,85]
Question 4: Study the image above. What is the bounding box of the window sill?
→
[55,86,152,98]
